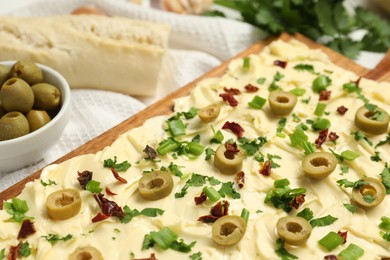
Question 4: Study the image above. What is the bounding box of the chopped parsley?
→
[293,64,315,74]
[302,97,311,104]
[42,234,73,245]
[167,162,184,179]
[352,131,373,146]
[85,180,103,193]
[210,126,224,144]
[218,181,241,199]
[3,198,32,223]
[204,147,215,160]
[364,103,386,121]
[337,179,368,189]
[189,252,203,260]
[363,194,375,204]
[376,134,390,148]
[276,117,287,136]
[344,203,358,213]
[256,77,266,84]
[275,239,298,259]
[238,136,267,156]
[18,241,31,257]
[312,118,331,131]
[310,215,338,227]
[121,206,164,224]
[40,179,57,187]
[340,165,349,175]
[297,207,314,221]
[175,173,219,198]
[183,107,198,119]
[264,178,306,213]
[380,164,390,194]
[370,151,382,162]
[103,156,131,172]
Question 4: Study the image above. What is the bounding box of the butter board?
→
[0,32,388,207]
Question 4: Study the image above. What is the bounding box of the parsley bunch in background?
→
[211,0,390,58]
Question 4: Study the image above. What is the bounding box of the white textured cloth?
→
[0,0,265,192]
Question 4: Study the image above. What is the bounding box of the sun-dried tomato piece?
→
[338,230,348,244]
[289,194,305,209]
[105,186,117,196]
[219,93,238,107]
[93,193,124,219]
[245,84,259,93]
[77,170,93,190]
[274,60,287,68]
[8,242,22,260]
[259,161,272,176]
[111,168,127,184]
[143,145,157,159]
[194,192,207,205]
[319,90,331,101]
[324,255,337,260]
[224,142,240,159]
[315,128,329,148]
[224,87,241,95]
[92,212,109,223]
[337,106,348,115]
[235,171,245,188]
[134,253,158,260]
[328,132,339,141]
[197,215,219,223]
[17,219,36,239]
[222,121,244,138]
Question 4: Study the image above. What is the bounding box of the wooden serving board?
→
[0,33,389,207]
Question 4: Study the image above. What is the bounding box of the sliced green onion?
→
[274,178,290,188]
[248,95,267,109]
[257,77,266,84]
[202,186,221,202]
[157,138,180,155]
[338,243,364,260]
[312,75,331,93]
[240,208,250,224]
[301,141,316,155]
[151,227,178,250]
[289,88,306,96]
[168,118,186,137]
[11,198,29,213]
[186,142,205,156]
[312,118,331,131]
[318,231,344,251]
[210,129,224,144]
[343,82,360,93]
[314,103,327,117]
[243,57,250,69]
[289,127,309,147]
[276,132,286,138]
[341,150,360,161]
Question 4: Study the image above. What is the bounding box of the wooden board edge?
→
[0,33,372,206]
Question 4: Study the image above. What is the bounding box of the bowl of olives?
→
[0,60,71,172]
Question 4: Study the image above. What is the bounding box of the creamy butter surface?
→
[1,40,389,260]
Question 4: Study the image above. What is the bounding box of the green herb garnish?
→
[142,227,195,253]
[218,181,241,199]
[248,95,267,109]
[376,134,390,148]
[312,75,332,93]
[289,88,306,97]
[40,179,57,187]
[238,136,267,156]
[189,252,203,260]
[85,180,103,193]
[103,156,131,172]
[275,238,298,259]
[310,215,338,227]
[18,241,31,257]
[204,147,215,160]
[344,203,358,213]
[121,206,164,224]
[294,64,315,73]
[337,179,368,189]
[338,243,364,260]
[380,164,390,194]
[352,131,373,146]
[42,234,73,245]
[318,231,344,251]
[297,207,314,221]
[3,198,32,223]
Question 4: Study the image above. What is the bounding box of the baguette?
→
[0,15,170,96]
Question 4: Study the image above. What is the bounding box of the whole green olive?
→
[301,152,338,179]
[26,109,51,132]
[268,90,297,115]
[32,83,61,111]
[0,78,34,113]
[276,216,312,245]
[0,64,10,88]
[46,189,82,220]
[197,104,221,123]
[214,144,244,175]
[0,105,6,119]
[354,106,389,135]
[212,215,246,246]
[69,246,104,260]
[352,177,386,208]
[10,60,43,85]
[138,171,174,201]
[0,112,30,141]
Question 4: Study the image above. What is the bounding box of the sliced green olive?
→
[0,78,34,113]
[302,152,337,179]
[138,171,173,201]
[0,112,29,141]
[268,91,297,115]
[46,189,82,220]
[197,104,221,123]
[352,177,386,208]
[354,106,389,135]
[214,144,243,175]
[277,216,312,245]
[10,60,43,85]
[212,215,246,246]
[26,109,51,132]
[0,64,10,88]
[68,246,104,260]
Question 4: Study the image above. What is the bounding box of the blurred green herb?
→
[212,0,390,58]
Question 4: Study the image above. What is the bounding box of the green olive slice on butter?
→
[268,90,297,116]
[197,104,221,123]
[214,144,243,175]
[138,171,174,201]
[352,177,386,208]
[46,189,81,220]
[212,215,246,246]
[354,106,389,135]
[302,152,337,179]
[276,216,312,245]
[68,246,104,260]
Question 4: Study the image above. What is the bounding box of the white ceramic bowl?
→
[0,61,71,172]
